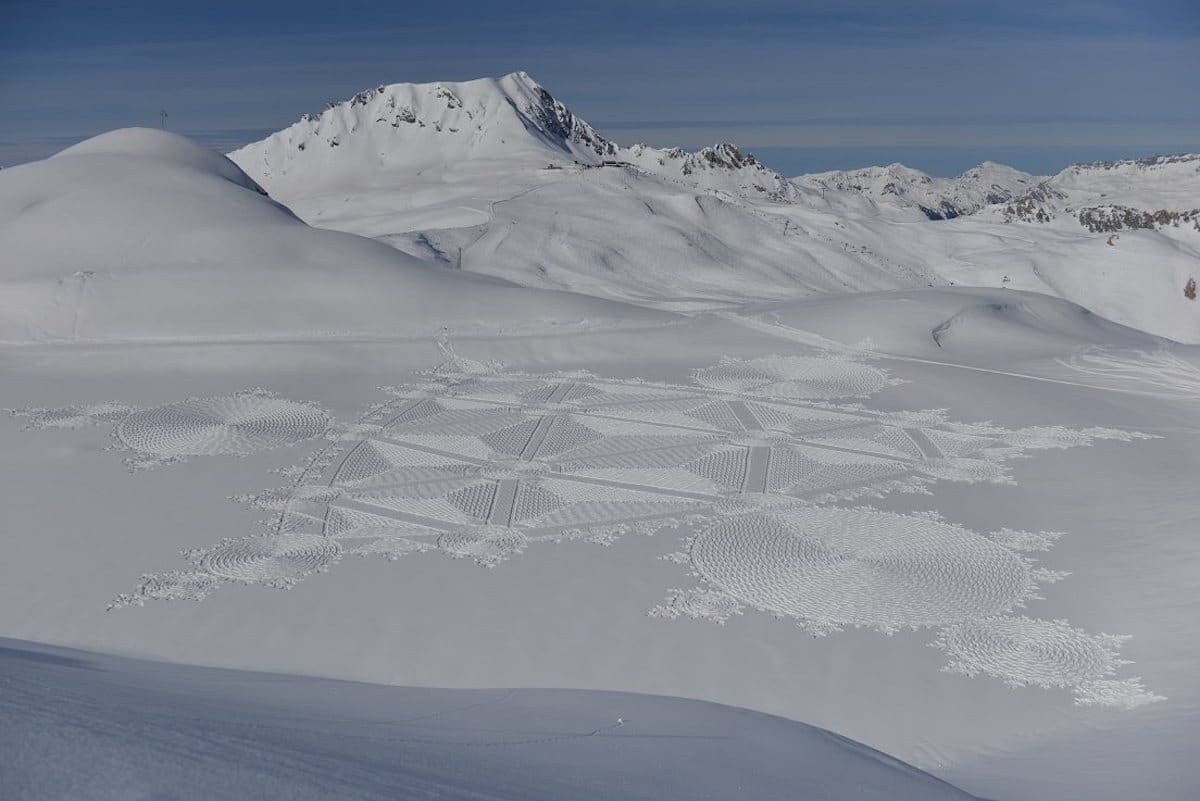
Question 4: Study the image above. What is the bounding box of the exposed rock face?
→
[1077,206,1200,233]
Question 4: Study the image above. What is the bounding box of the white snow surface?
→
[0,638,981,801]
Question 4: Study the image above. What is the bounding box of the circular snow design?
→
[198,534,341,583]
[695,356,889,400]
[691,508,1032,629]
[935,616,1122,688]
[11,401,136,430]
[116,393,329,457]
[438,526,528,566]
[651,587,743,624]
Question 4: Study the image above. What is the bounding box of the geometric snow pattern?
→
[767,445,906,497]
[333,439,478,486]
[6,400,137,430]
[114,391,330,464]
[9,390,330,471]
[690,507,1035,631]
[192,533,341,587]
[686,447,751,491]
[933,616,1165,709]
[71,355,1160,707]
[320,507,440,561]
[800,424,925,460]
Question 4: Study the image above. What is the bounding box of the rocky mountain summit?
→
[231,71,794,203]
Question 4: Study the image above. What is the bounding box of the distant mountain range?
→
[226,72,1199,341]
[792,161,1040,220]
[0,72,1195,344]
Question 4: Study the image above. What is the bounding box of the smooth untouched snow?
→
[0,638,981,801]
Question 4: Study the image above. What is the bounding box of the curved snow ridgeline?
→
[0,127,669,343]
[0,638,983,801]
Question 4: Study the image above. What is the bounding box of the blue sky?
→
[2,0,1197,175]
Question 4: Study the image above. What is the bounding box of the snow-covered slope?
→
[1,638,980,801]
[1052,154,1200,208]
[989,153,1200,230]
[783,150,1200,340]
[0,128,668,343]
[793,161,1040,219]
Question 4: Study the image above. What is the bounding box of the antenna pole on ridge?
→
[160,109,168,130]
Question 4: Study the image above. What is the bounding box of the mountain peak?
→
[230,73,797,203]
[228,72,623,194]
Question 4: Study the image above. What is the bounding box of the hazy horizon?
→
[2,1,1197,174]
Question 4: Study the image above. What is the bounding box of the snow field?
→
[10,346,1157,708]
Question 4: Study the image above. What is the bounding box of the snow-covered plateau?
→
[1,71,1197,801]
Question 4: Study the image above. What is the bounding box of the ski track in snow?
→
[1059,347,1200,401]
[12,350,1161,708]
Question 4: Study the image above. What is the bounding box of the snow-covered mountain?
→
[230,72,799,204]
[232,73,1199,341]
[230,72,928,310]
[791,154,1200,229]
[793,161,1040,220]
